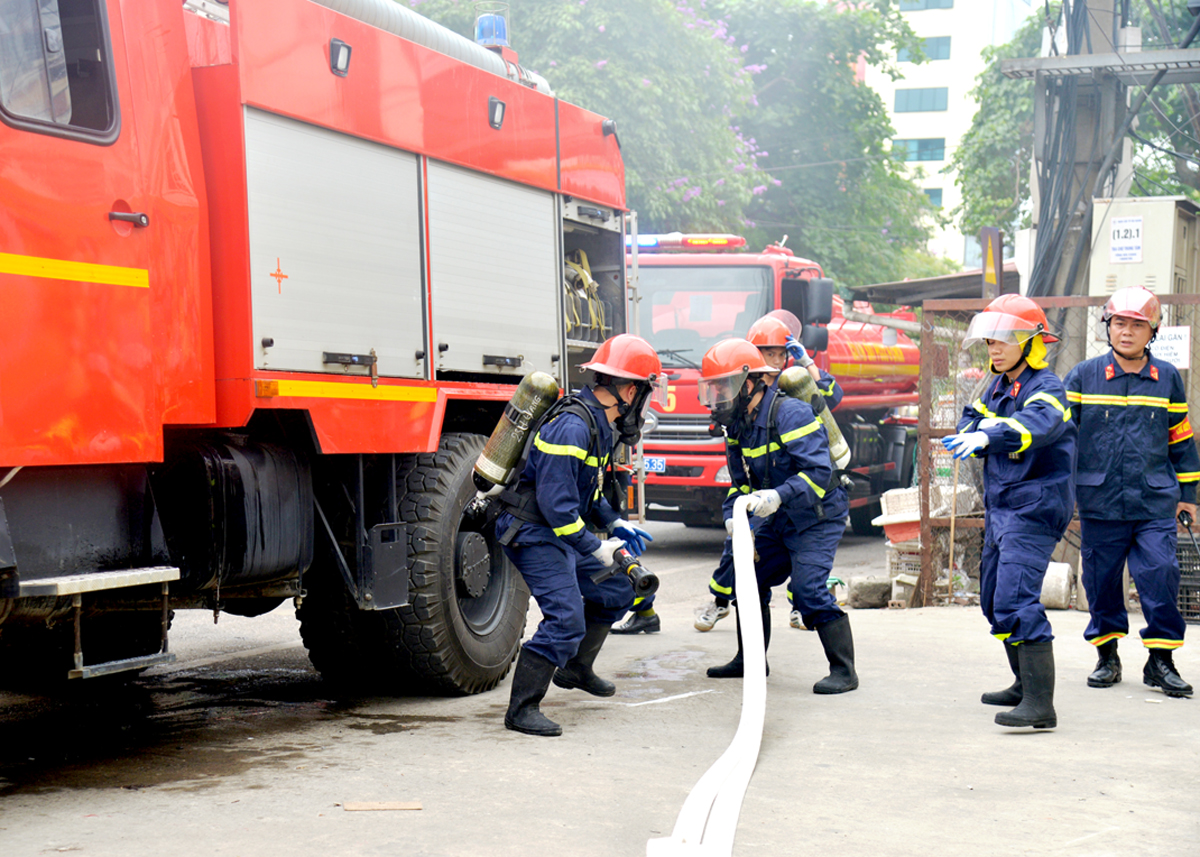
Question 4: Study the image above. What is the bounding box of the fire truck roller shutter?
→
[426,162,560,378]
[244,109,426,379]
[299,434,529,695]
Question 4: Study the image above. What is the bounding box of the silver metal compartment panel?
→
[426,161,559,377]
[244,108,426,378]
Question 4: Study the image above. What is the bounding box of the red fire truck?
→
[0,0,630,693]
[633,234,920,535]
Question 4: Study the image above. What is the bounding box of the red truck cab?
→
[631,234,920,534]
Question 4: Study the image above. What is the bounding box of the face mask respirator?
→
[610,382,653,447]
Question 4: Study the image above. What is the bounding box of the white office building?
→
[862,0,1034,266]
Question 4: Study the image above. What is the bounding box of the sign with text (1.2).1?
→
[1154,325,1191,370]
[1109,216,1143,263]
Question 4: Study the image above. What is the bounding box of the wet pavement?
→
[1,522,1197,856]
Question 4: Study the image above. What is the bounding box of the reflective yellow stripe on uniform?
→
[779,421,822,444]
[727,485,751,498]
[1070,393,1170,409]
[971,398,1031,451]
[709,577,733,596]
[534,435,599,466]
[1169,402,1190,413]
[799,472,826,499]
[1177,470,1200,483]
[553,517,586,537]
[1027,392,1071,422]
[1143,638,1184,649]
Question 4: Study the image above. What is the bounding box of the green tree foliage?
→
[947,8,1048,240]
[952,3,1200,235]
[405,0,764,231]
[716,0,941,288]
[1126,1,1200,201]
[405,0,947,287]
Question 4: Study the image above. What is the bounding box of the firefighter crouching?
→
[697,338,857,693]
[496,334,664,736]
[943,295,1076,730]
[1064,286,1198,698]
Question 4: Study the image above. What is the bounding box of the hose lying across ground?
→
[647,495,765,856]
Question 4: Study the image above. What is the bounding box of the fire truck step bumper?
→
[17,565,180,597]
[17,566,180,680]
[68,652,177,680]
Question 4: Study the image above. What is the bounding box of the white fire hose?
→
[647,495,765,856]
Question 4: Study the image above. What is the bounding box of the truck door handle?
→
[108,211,150,228]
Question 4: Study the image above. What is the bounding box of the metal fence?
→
[913,294,1200,608]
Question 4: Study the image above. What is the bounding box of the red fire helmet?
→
[1103,286,1162,329]
[963,294,1058,347]
[581,334,663,382]
[746,315,791,348]
[697,338,778,411]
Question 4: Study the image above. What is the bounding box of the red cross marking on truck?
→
[270,258,288,293]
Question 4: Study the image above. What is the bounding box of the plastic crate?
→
[880,488,919,519]
[887,544,922,579]
[1180,539,1200,625]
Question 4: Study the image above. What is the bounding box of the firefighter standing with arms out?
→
[943,295,1076,729]
[689,314,844,635]
[697,337,857,692]
[497,334,664,736]
[1064,286,1198,698]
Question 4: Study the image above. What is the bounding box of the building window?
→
[895,88,948,112]
[894,139,946,161]
[898,36,951,62]
[899,0,953,10]
[924,188,943,207]
[0,0,120,143]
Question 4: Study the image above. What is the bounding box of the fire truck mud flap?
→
[299,434,529,695]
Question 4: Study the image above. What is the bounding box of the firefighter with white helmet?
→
[496,334,666,735]
[1064,286,1198,698]
[943,294,1076,729]
[697,338,857,692]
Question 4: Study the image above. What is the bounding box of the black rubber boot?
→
[982,641,1022,706]
[706,604,770,679]
[553,622,616,697]
[504,646,562,736]
[813,613,859,694]
[995,641,1056,729]
[611,611,660,635]
[1143,649,1193,698]
[1087,639,1122,688]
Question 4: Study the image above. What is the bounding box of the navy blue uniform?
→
[496,388,633,667]
[1065,351,1200,650]
[958,365,1076,643]
[703,370,842,604]
[722,377,848,626]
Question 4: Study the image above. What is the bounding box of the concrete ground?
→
[0,522,1197,856]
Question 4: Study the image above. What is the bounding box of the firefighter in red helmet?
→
[697,338,857,693]
[943,294,1076,729]
[1065,286,1198,698]
[496,334,666,735]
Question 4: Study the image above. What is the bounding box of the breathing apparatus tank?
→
[778,366,851,470]
[472,371,561,494]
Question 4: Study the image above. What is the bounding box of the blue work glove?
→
[942,431,990,460]
[785,336,814,367]
[609,519,653,556]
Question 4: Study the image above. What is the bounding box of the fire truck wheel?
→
[390,433,529,694]
[298,434,528,696]
[849,502,883,538]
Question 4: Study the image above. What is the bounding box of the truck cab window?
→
[0,0,116,138]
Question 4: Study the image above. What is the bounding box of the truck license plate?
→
[644,457,667,474]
